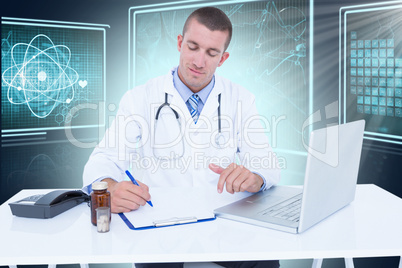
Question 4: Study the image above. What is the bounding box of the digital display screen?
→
[1,21,105,134]
[344,5,402,142]
[129,0,311,152]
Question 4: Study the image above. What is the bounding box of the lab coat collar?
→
[164,68,224,132]
[165,67,223,97]
[163,70,192,123]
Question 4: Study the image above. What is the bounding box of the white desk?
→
[0,184,401,267]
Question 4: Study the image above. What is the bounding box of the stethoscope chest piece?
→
[215,133,226,148]
[154,92,225,158]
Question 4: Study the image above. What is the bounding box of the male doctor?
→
[83,6,280,268]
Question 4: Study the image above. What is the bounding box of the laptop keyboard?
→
[258,194,302,222]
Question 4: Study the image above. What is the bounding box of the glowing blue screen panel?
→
[1,20,105,133]
[343,5,402,143]
[130,0,310,152]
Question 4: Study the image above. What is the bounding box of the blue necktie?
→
[188,94,200,123]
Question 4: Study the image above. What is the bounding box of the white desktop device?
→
[214,120,365,233]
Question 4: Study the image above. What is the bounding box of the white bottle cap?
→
[92,181,108,190]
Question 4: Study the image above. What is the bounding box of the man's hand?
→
[101,178,151,213]
[209,163,263,194]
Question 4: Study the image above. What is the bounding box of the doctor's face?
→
[177,18,230,93]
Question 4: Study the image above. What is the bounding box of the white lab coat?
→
[83,69,280,192]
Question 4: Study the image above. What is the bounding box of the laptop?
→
[214,120,365,233]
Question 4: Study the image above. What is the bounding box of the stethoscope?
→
[153,92,225,159]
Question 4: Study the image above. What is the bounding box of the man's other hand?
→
[102,178,151,213]
[209,163,263,194]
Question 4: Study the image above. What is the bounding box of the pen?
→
[125,170,153,207]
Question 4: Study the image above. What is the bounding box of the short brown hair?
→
[183,7,232,51]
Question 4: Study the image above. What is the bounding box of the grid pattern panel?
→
[349,32,402,118]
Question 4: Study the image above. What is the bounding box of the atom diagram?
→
[2,34,79,118]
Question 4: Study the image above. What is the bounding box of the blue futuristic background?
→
[343,6,402,140]
[131,1,309,152]
[1,23,105,131]
[3,33,78,119]
[1,0,402,267]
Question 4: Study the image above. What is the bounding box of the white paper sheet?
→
[123,187,252,228]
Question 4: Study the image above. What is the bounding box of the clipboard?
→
[119,213,216,230]
[118,187,252,230]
